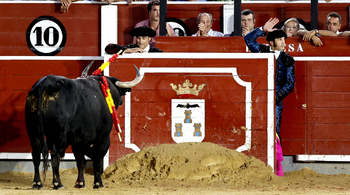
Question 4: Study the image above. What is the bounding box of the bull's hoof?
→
[53,182,64,190]
[32,182,43,189]
[74,181,85,188]
[93,182,104,189]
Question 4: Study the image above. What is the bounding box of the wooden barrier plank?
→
[11,60,95,76]
[6,121,27,137]
[313,140,350,155]
[0,136,5,152]
[311,61,350,76]
[310,108,350,124]
[312,92,350,108]
[3,135,31,153]
[0,92,5,106]
[0,76,5,91]
[8,91,27,107]
[282,139,306,154]
[312,77,350,92]
[280,123,306,140]
[0,106,5,121]
[312,124,350,139]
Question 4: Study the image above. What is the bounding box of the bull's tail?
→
[38,82,49,181]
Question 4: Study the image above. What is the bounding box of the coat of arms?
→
[170,80,205,143]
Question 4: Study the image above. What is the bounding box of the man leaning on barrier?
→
[105,26,163,54]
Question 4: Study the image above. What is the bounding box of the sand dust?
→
[1,142,350,194]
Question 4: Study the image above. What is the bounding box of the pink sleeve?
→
[167,23,176,36]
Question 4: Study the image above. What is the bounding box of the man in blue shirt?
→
[244,18,295,177]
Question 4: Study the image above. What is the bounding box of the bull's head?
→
[81,61,141,88]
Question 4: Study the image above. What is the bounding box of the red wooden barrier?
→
[0,58,102,154]
[1,2,350,166]
[156,36,350,56]
[107,53,275,167]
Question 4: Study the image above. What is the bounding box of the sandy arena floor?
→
[1,142,350,195]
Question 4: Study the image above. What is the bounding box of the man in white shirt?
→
[192,13,224,37]
[297,12,343,46]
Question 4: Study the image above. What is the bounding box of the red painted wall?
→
[1,2,350,165]
[0,60,102,153]
[0,3,101,56]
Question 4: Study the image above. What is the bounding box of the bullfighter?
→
[244,18,295,177]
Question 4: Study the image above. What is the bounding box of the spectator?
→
[133,0,175,48]
[325,12,342,34]
[282,18,301,37]
[192,13,223,37]
[60,0,72,13]
[60,0,117,13]
[297,12,341,47]
[245,18,295,177]
[229,9,257,37]
[105,26,163,54]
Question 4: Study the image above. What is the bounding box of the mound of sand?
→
[103,142,281,186]
[1,142,350,194]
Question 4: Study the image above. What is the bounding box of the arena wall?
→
[1,2,350,174]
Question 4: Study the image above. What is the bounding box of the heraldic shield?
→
[171,99,205,143]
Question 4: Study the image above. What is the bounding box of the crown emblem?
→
[170,79,206,97]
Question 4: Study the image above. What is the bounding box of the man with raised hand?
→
[245,18,295,177]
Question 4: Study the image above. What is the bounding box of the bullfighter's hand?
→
[263,18,279,33]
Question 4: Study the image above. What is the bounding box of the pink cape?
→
[276,135,284,177]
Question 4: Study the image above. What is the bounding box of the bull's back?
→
[25,75,112,142]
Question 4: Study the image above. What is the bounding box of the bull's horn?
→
[115,65,141,88]
[81,60,94,78]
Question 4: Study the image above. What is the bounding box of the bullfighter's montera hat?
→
[130,26,156,37]
[266,29,287,42]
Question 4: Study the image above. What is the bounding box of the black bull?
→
[25,64,141,189]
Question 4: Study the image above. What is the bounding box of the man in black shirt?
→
[105,26,163,54]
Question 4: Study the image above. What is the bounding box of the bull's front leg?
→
[51,151,64,189]
[92,157,104,189]
[73,152,86,188]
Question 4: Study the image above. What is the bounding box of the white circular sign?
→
[26,16,67,56]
